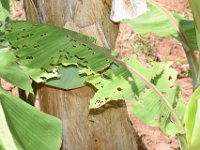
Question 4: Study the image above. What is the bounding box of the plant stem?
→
[178,134,188,150]
[68,31,185,133]
[27,81,37,106]
[18,88,27,102]
[182,43,199,89]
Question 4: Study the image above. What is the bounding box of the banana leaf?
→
[0,48,33,93]
[0,87,62,150]
[185,87,200,150]
[4,21,113,89]
[3,21,185,136]
[87,55,185,135]
[123,2,197,50]
[189,0,200,51]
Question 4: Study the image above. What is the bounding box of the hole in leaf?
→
[11,46,18,50]
[23,45,28,48]
[6,29,12,32]
[117,87,123,91]
[128,76,133,81]
[40,33,47,37]
[95,82,101,85]
[26,56,33,60]
[168,76,172,80]
[40,77,47,80]
[33,45,40,49]
[21,35,29,38]
[72,45,76,48]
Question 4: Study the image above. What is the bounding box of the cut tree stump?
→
[24,0,138,149]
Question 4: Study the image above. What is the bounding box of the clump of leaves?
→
[1,19,185,137]
[0,0,190,149]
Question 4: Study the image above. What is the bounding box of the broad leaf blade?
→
[0,2,9,32]
[123,2,197,50]
[189,0,200,50]
[0,102,17,150]
[3,21,113,89]
[0,48,33,93]
[0,0,9,11]
[46,65,85,89]
[87,55,155,108]
[185,87,200,150]
[2,21,185,136]
[87,55,185,135]
[0,87,62,150]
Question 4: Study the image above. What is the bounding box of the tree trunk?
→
[24,0,138,149]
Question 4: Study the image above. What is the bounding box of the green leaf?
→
[0,2,9,32]
[2,20,185,136]
[0,0,9,11]
[185,87,200,150]
[123,2,197,50]
[131,69,185,135]
[0,48,33,93]
[87,55,155,108]
[44,29,96,89]
[46,65,85,89]
[0,101,17,150]
[189,0,200,50]
[3,21,113,89]
[0,87,62,150]
[87,55,185,135]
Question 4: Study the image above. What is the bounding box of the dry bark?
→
[24,0,138,149]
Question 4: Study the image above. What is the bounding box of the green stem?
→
[178,134,188,150]
[182,43,199,90]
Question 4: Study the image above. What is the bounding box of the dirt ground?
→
[3,0,193,150]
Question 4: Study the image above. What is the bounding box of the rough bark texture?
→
[24,0,138,149]
[25,0,118,49]
[38,85,137,150]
